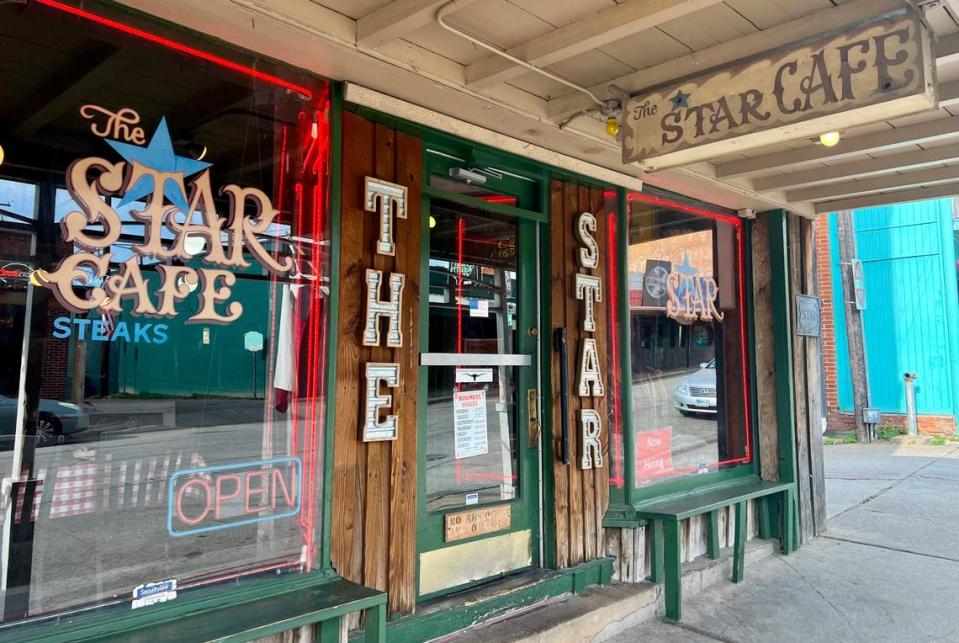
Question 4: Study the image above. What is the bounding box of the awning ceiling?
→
[119,0,959,216]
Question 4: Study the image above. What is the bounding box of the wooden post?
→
[836,210,871,442]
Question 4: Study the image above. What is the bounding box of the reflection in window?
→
[0,1,331,623]
[627,194,750,488]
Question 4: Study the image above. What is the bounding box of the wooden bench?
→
[635,479,794,621]
[0,576,387,643]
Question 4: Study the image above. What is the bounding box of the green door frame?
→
[414,153,547,601]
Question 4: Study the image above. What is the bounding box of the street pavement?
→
[610,442,959,643]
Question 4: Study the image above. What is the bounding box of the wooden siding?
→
[332,111,421,615]
[549,179,610,568]
[751,215,780,481]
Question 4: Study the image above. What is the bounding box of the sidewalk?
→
[609,443,959,643]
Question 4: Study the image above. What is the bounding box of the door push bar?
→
[554,328,570,465]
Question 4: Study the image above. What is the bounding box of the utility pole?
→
[837,210,872,442]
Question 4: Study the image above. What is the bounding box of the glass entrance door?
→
[417,196,540,598]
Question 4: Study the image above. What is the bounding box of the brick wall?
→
[814,215,840,416]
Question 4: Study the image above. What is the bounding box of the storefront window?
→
[626,193,750,488]
[0,2,330,623]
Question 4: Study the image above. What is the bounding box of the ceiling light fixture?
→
[605,116,620,137]
[819,131,841,147]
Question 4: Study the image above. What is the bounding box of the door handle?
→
[527,388,540,447]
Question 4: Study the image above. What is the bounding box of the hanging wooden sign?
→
[622,13,935,170]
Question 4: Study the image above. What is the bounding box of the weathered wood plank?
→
[565,181,585,566]
[578,184,597,564]
[387,130,422,613]
[751,215,780,480]
[364,123,396,593]
[590,188,610,562]
[333,112,375,586]
[803,218,828,537]
[789,215,813,545]
[549,180,571,568]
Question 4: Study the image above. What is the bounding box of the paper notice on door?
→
[453,390,488,459]
[469,299,489,318]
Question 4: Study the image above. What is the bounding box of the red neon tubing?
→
[34,0,314,99]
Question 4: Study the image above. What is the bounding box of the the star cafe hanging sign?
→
[622,12,935,170]
[33,105,291,340]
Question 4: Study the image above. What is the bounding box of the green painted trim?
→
[539,214,558,570]
[422,186,546,223]
[0,569,345,643]
[616,187,637,504]
[385,558,613,643]
[321,81,344,572]
[767,210,800,548]
[413,180,432,607]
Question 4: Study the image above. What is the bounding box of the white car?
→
[0,394,89,446]
[674,359,717,416]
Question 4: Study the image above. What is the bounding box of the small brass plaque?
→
[444,505,511,542]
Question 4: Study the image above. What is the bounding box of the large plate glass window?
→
[626,192,751,488]
[0,1,331,623]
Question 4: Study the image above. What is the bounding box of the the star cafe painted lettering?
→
[361,177,408,442]
[622,13,934,170]
[665,272,724,325]
[34,105,292,337]
[575,211,604,471]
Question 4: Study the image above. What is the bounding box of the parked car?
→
[674,359,717,416]
[0,394,89,446]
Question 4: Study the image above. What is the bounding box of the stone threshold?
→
[445,540,777,642]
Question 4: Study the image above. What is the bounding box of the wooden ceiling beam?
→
[545,0,903,120]
[715,116,959,178]
[814,181,959,213]
[786,165,959,202]
[465,0,722,90]
[753,143,959,191]
[357,0,479,50]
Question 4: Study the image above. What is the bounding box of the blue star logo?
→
[674,253,699,299]
[107,117,211,212]
[669,89,690,111]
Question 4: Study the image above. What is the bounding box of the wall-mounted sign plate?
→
[444,505,511,542]
[795,295,822,337]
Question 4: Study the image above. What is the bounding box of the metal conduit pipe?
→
[435,0,606,108]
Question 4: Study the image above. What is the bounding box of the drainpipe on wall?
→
[904,372,919,436]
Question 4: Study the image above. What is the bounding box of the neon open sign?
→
[167,456,301,537]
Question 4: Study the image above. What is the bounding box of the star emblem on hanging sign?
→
[669,89,690,111]
[107,116,212,212]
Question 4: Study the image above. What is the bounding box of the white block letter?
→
[363,362,399,441]
[575,274,602,333]
[363,269,405,347]
[580,409,603,470]
[577,338,605,397]
[576,212,599,269]
[364,177,407,256]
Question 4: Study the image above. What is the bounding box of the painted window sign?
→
[167,456,302,537]
[32,104,293,331]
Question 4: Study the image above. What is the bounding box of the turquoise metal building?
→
[828,198,959,431]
